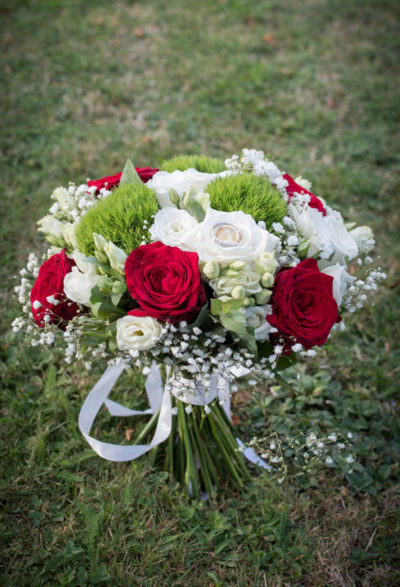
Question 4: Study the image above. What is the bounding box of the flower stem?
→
[177,401,200,499]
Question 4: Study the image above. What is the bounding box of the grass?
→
[1,0,399,584]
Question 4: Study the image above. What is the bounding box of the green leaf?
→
[120,159,142,186]
[89,285,104,305]
[219,314,257,353]
[189,303,211,330]
[92,301,124,319]
[111,291,124,306]
[181,189,206,221]
[168,188,181,207]
[221,298,243,314]
[211,298,223,315]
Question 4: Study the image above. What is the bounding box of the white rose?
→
[245,305,274,341]
[37,215,64,240]
[116,314,163,351]
[192,208,279,263]
[53,187,76,212]
[349,225,375,253]
[147,168,230,208]
[149,208,199,249]
[321,262,355,306]
[289,204,358,264]
[64,267,99,306]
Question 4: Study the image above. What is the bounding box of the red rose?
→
[30,250,80,328]
[125,242,206,324]
[267,259,338,348]
[283,173,326,216]
[87,167,159,193]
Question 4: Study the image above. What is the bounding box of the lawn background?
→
[1,0,399,584]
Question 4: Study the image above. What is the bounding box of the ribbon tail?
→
[78,362,171,462]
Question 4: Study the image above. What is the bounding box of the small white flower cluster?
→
[37,183,111,250]
[225,148,289,196]
[248,428,357,481]
[342,266,386,313]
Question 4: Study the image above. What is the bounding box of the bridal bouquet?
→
[13,149,384,497]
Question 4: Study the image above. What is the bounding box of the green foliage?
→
[160,154,226,173]
[75,184,158,255]
[206,173,287,228]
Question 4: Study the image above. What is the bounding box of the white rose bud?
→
[104,241,127,274]
[93,232,107,252]
[64,267,99,306]
[202,260,220,279]
[37,216,64,241]
[62,222,79,249]
[116,314,163,351]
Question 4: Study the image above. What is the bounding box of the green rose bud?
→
[243,296,255,307]
[203,260,220,279]
[104,241,127,274]
[261,272,274,288]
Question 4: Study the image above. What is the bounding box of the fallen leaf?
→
[134,27,145,38]
[125,428,134,441]
[263,33,276,44]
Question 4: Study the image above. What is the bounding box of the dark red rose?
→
[125,242,206,324]
[30,250,80,328]
[87,167,159,193]
[267,259,338,348]
[283,173,326,216]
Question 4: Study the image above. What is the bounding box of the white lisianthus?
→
[147,168,230,208]
[289,204,358,264]
[52,187,76,212]
[37,215,64,241]
[62,222,79,249]
[116,314,163,351]
[64,267,99,306]
[104,241,127,274]
[245,305,274,341]
[349,225,375,253]
[149,208,199,249]
[192,208,280,263]
[320,262,355,306]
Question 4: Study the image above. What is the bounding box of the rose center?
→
[213,223,242,247]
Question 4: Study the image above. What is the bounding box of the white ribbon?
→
[79,362,269,470]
